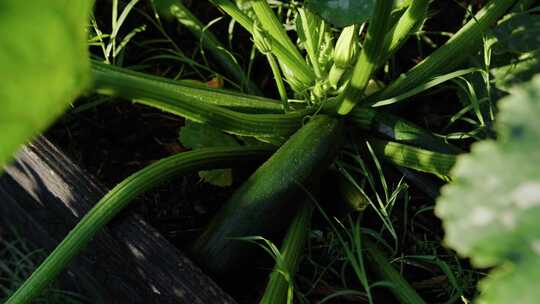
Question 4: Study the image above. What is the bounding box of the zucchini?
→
[192,115,344,275]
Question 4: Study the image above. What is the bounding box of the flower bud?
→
[328,25,358,87]
[333,25,358,69]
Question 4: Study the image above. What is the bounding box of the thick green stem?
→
[365,239,427,304]
[211,0,315,90]
[369,139,457,177]
[91,61,310,140]
[4,147,273,304]
[349,108,461,154]
[92,60,282,113]
[370,0,518,102]
[259,201,312,304]
[337,0,396,115]
[250,0,304,65]
[379,0,430,66]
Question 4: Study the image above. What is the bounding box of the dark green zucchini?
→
[191,115,344,275]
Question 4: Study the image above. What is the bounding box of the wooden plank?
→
[0,136,236,303]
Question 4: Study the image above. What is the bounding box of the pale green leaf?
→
[436,75,540,303]
[0,1,92,169]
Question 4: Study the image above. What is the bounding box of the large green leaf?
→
[435,75,540,303]
[306,0,410,28]
[0,1,92,169]
[306,0,376,27]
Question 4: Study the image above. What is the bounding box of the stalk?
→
[365,239,427,304]
[267,54,290,111]
[4,147,274,304]
[259,201,312,304]
[253,21,289,111]
[379,0,430,66]
[211,0,315,89]
[297,8,322,77]
[91,61,283,113]
[370,0,518,102]
[250,0,304,64]
[369,139,457,177]
[250,0,316,91]
[159,0,261,95]
[337,0,396,115]
[211,0,252,29]
[349,108,461,154]
[91,61,311,139]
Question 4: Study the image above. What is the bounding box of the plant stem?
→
[211,0,315,90]
[266,53,290,111]
[365,239,427,304]
[380,0,430,66]
[91,61,310,140]
[337,0,396,115]
[4,147,274,304]
[250,0,304,64]
[259,201,312,304]
[298,8,322,78]
[368,139,457,177]
[349,108,461,154]
[370,0,518,102]
[91,60,283,113]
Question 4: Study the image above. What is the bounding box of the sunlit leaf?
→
[0,1,92,169]
[436,75,540,303]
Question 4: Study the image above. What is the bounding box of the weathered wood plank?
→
[0,136,236,303]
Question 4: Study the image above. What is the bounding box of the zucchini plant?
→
[3,0,539,303]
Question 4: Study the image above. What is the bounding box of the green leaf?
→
[179,120,239,186]
[306,0,376,28]
[435,75,540,303]
[306,0,411,28]
[0,1,92,169]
